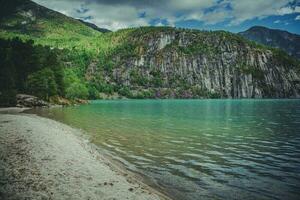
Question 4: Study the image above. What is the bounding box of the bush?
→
[130,69,148,86]
[150,70,163,87]
[63,67,90,99]
[118,86,132,97]
[133,90,154,99]
[98,83,114,94]
[88,85,99,99]
[65,82,89,99]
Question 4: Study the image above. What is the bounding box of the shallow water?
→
[31,99,300,200]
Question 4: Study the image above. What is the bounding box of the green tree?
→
[87,85,99,99]
[26,68,58,100]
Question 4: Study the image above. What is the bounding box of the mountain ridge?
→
[239,26,300,60]
[77,19,111,33]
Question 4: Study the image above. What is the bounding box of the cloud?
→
[274,20,281,24]
[296,15,300,20]
[277,6,300,15]
[33,0,149,30]
[32,0,300,30]
[76,6,89,14]
[228,0,298,26]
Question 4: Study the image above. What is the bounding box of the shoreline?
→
[0,108,171,200]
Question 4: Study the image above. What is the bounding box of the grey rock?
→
[16,94,49,107]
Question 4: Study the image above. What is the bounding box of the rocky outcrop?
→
[16,94,49,107]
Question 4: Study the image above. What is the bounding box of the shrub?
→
[150,70,163,87]
[118,86,132,97]
[65,82,89,99]
[130,69,148,86]
[88,85,99,99]
[134,90,154,99]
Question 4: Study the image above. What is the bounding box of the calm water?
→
[31,100,300,200]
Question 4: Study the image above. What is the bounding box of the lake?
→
[30,99,300,200]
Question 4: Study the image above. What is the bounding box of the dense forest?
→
[0,38,61,105]
[0,38,95,106]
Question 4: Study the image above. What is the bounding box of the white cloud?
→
[274,20,281,24]
[295,15,300,20]
[32,0,299,30]
[277,6,300,15]
[228,0,295,26]
[170,0,215,11]
[202,10,232,25]
[81,3,149,30]
[33,0,149,30]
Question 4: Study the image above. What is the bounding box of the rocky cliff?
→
[89,28,300,98]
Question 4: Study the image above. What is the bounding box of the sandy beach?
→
[0,108,169,200]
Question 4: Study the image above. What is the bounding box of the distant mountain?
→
[239,26,300,60]
[77,19,111,33]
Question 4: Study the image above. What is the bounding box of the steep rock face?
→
[95,28,300,98]
[239,26,300,60]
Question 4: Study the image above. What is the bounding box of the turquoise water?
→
[31,100,300,200]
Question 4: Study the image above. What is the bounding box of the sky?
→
[33,0,300,34]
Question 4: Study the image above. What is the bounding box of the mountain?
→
[77,19,111,33]
[0,0,103,49]
[239,26,300,60]
[0,0,300,105]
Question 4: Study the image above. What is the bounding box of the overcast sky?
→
[32,0,300,33]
